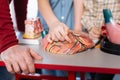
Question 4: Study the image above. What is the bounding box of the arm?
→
[73,0,84,33]
[0,0,42,74]
[38,0,58,27]
[0,0,18,53]
[14,0,28,32]
[80,0,101,40]
[38,0,71,43]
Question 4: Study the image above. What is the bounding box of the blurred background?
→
[10,0,38,28]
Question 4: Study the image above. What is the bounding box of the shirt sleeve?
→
[0,0,18,53]
[14,0,28,32]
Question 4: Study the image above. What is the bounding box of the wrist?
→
[47,19,59,28]
[49,21,59,29]
[74,23,82,32]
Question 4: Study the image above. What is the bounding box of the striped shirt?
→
[81,0,120,30]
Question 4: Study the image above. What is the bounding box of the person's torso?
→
[82,0,120,28]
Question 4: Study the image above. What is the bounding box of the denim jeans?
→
[0,67,14,80]
[42,69,68,76]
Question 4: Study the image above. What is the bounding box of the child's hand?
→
[48,21,71,43]
[88,27,101,40]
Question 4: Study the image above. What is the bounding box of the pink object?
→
[23,18,43,39]
[106,23,120,44]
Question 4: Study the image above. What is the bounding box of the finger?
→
[30,49,42,60]
[23,49,36,74]
[93,30,101,35]
[89,32,96,38]
[64,35,72,43]
[11,61,21,73]
[62,29,71,43]
[51,33,59,42]
[55,30,64,41]
[92,30,101,37]
[63,24,71,43]
[57,28,67,41]
[47,34,53,43]
[2,54,15,73]
[4,61,14,74]
[60,24,68,36]
[89,32,100,40]
[93,27,101,34]
[17,56,29,74]
[57,26,71,42]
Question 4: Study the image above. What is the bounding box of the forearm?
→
[74,0,84,31]
[38,0,59,28]
[0,0,18,53]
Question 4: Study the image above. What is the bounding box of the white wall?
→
[27,0,38,19]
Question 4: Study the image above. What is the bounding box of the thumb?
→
[30,49,42,60]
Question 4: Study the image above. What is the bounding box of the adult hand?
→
[48,21,71,43]
[0,45,42,74]
[88,27,101,40]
